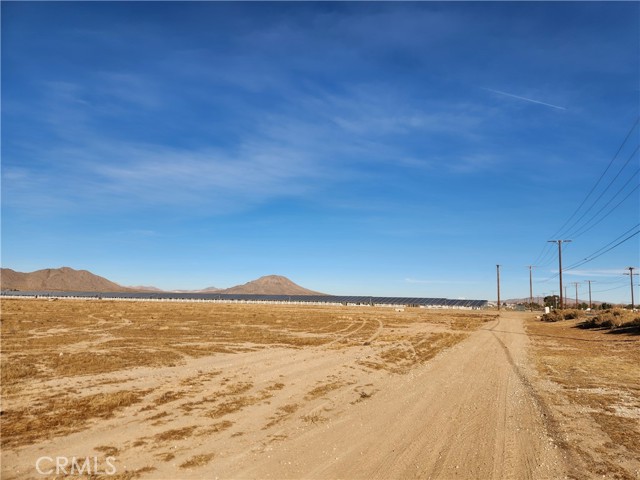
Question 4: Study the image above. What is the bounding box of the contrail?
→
[483,88,566,111]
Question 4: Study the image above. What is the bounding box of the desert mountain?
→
[1,268,323,295]
[220,275,324,295]
[0,267,131,292]
[128,285,164,292]
[170,286,221,293]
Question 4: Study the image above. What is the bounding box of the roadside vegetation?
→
[540,307,640,334]
[527,314,640,479]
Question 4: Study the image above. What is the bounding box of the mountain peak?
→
[220,275,324,295]
[1,267,129,292]
[1,268,325,296]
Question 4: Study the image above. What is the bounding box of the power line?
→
[561,145,639,237]
[564,229,640,272]
[592,283,635,294]
[534,240,558,267]
[537,246,558,268]
[539,225,639,284]
[533,119,639,278]
[550,117,639,239]
[532,242,554,267]
[569,223,640,266]
[570,180,639,238]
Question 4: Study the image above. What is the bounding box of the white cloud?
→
[564,269,631,278]
[483,88,566,111]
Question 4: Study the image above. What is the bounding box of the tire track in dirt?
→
[486,322,577,479]
[229,313,567,480]
[364,318,384,344]
[325,317,368,347]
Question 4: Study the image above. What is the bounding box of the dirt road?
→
[215,312,566,479]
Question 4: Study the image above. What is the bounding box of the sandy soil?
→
[2,300,632,479]
[526,316,640,480]
[217,311,566,480]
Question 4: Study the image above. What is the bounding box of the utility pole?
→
[587,280,594,310]
[527,265,536,311]
[564,286,568,305]
[626,267,636,310]
[572,282,580,308]
[496,264,501,311]
[548,240,572,309]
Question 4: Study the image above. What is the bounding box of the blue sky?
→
[2,2,639,303]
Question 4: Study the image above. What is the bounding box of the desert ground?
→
[1,299,638,479]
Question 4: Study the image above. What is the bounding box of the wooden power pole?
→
[527,265,536,310]
[496,264,501,311]
[548,240,571,309]
[626,267,636,310]
[572,282,580,308]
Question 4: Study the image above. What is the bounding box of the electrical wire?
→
[561,145,639,237]
[571,180,639,238]
[549,117,639,240]
[592,283,635,293]
[538,226,639,283]
[564,229,640,272]
[532,119,639,279]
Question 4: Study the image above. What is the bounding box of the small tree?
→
[544,295,559,308]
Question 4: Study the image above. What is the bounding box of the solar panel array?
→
[1,290,488,308]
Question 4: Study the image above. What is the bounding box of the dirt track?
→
[219,312,566,479]
[2,304,569,479]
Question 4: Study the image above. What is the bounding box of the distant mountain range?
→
[1,267,129,292]
[221,275,323,295]
[0,267,325,296]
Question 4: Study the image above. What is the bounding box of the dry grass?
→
[360,332,467,373]
[205,395,265,419]
[154,426,198,442]
[305,381,347,400]
[301,412,329,424]
[153,390,187,406]
[179,381,256,414]
[527,316,640,479]
[196,420,234,436]
[1,299,490,454]
[264,403,300,429]
[578,308,640,332]
[92,466,157,480]
[179,453,215,469]
[449,312,497,330]
[94,445,120,457]
[1,300,490,384]
[540,309,585,322]
[0,360,39,384]
[1,389,148,448]
[155,452,175,462]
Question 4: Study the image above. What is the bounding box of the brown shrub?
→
[541,309,584,322]
[579,309,640,330]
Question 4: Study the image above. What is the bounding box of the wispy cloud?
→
[483,88,566,111]
[564,269,630,278]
